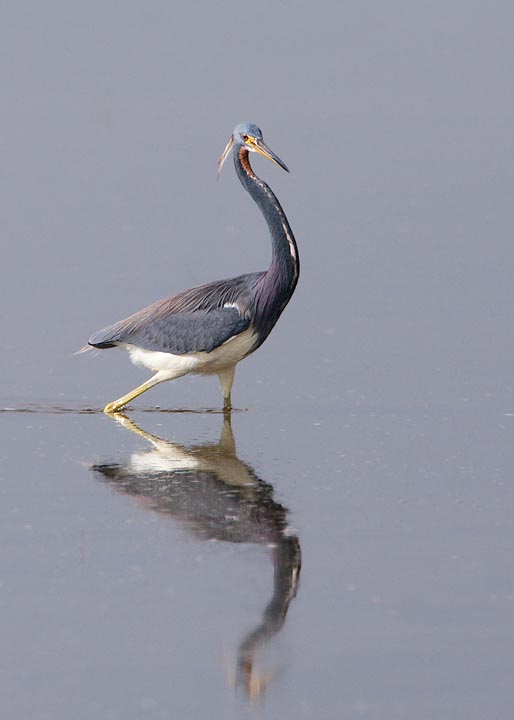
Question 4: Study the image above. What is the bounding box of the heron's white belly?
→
[121,328,257,379]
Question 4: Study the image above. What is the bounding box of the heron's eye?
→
[241,133,249,142]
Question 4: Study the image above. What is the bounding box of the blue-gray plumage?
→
[88,122,299,413]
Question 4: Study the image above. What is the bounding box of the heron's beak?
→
[217,136,234,178]
[250,137,290,173]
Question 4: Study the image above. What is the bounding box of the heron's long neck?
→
[234,148,299,323]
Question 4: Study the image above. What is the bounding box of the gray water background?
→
[1,2,513,718]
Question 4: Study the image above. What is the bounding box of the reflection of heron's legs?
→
[219,409,236,455]
[105,412,198,461]
[107,409,237,456]
[104,409,258,495]
[106,412,171,449]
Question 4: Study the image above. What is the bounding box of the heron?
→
[87,122,299,413]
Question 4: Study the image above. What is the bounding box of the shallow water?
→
[2,2,514,718]
[2,403,513,719]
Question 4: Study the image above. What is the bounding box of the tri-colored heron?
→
[88,122,299,413]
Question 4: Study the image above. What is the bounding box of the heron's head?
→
[217,122,289,177]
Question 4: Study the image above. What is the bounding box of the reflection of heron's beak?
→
[238,656,274,700]
[217,135,234,178]
[250,138,290,173]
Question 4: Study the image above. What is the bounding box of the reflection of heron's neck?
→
[237,534,302,697]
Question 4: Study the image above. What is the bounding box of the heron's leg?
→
[217,366,236,410]
[103,374,163,414]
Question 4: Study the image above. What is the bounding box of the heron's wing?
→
[89,306,251,354]
[88,273,264,354]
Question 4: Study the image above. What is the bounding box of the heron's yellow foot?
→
[103,400,127,414]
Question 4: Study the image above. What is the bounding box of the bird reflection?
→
[90,412,301,698]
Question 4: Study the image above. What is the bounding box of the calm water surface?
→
[1,2,514,718]
[1,403,512,719]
